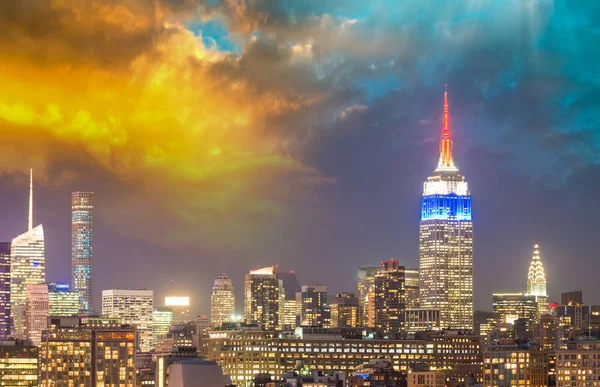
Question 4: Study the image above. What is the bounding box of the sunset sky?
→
[0,1,599,314]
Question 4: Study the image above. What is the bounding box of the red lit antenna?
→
[439,84,453,168]
[170,280,173,295]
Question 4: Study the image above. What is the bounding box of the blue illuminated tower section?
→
[72,192,94,313]
[419,86,473,330]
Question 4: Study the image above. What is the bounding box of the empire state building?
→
[419,86,473,330]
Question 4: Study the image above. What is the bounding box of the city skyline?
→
[0,1,599,317]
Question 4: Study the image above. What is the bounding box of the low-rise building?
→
[556,339,600,387]
[348,359,405,387]
[39,316,136,387]
[201,329,481,387]
[0,340,38,386]
[483,342,547,387]
[407,371,445,387]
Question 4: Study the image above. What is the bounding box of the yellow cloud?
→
[0,0,334,251]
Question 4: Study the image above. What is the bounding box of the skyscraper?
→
[102,289,154,352]
[26,283,49,346]
[71,191,94,312]
[404,268,419,309]
[0,242,10,340]
[211,273,235,328]
[244,266,283,330]
[153,307,173,348]
[165,296,190,323]
[374,260,405,334]
[329,293,358,328]
[11,169,45,338]
[527,244,548,319]
[300,285,330,327]
[357,266,379,327]
[419,87,473,330]
[48,282,80,317]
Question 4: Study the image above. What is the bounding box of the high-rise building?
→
[534,314,556,351]
[300,285,330,327]
[527,244,548,319]
[165,296,190,323]
[492,293,538,328]
[48,282,80,317]
[153,307,173,349]
[195,314,210,338]
[0,242,11,340]
[102,289,154,352]
[357,266,379,327]
[419,87,473,330]
[329,293,359,328]
[244,266,283,330]
[40,317,136,387]
[0,341,38,386]
[483,343,548,387]
[561,290,583,306]
[71,191,94,313]
[374,260,406,334]
[210,273,235,328]
[26,283,48,346]
[11,169,45,338]
[405,268,419,309]
[277,271,301,329]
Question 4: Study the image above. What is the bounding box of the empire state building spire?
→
[436,85,458,172]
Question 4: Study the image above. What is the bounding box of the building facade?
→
[201,329,481,387]
[165,296,190,323]
[0,242,10,340]
[154,308,174,349]
[357,267,379,327]
[102,289,154,352]
[11,170,45,338]
[405,268,420,310]
[483,344,548,387]
[0,342,38,386]
[556,340,600,387]
[40,317,136,387]
[419,88,473,330]
[492,293,538,328]
[405,309,441,334]
[301,285,330,327]
[25,284,48,346]
[210,273,235,328]
[244,266,283,330]
[48,282,80,316]
[329,293,358,328]
[374,260,405,334]
[71,191,94,312]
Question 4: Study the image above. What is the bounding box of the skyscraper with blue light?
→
[419,86,473,330]
[72,191,94,312]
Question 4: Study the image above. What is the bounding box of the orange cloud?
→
[0,0,335,251]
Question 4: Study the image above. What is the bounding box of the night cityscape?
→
[0,1,599,387]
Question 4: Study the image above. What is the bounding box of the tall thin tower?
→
[419,86,473,330]
[71,192,94,312]
[11,169,45,337]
